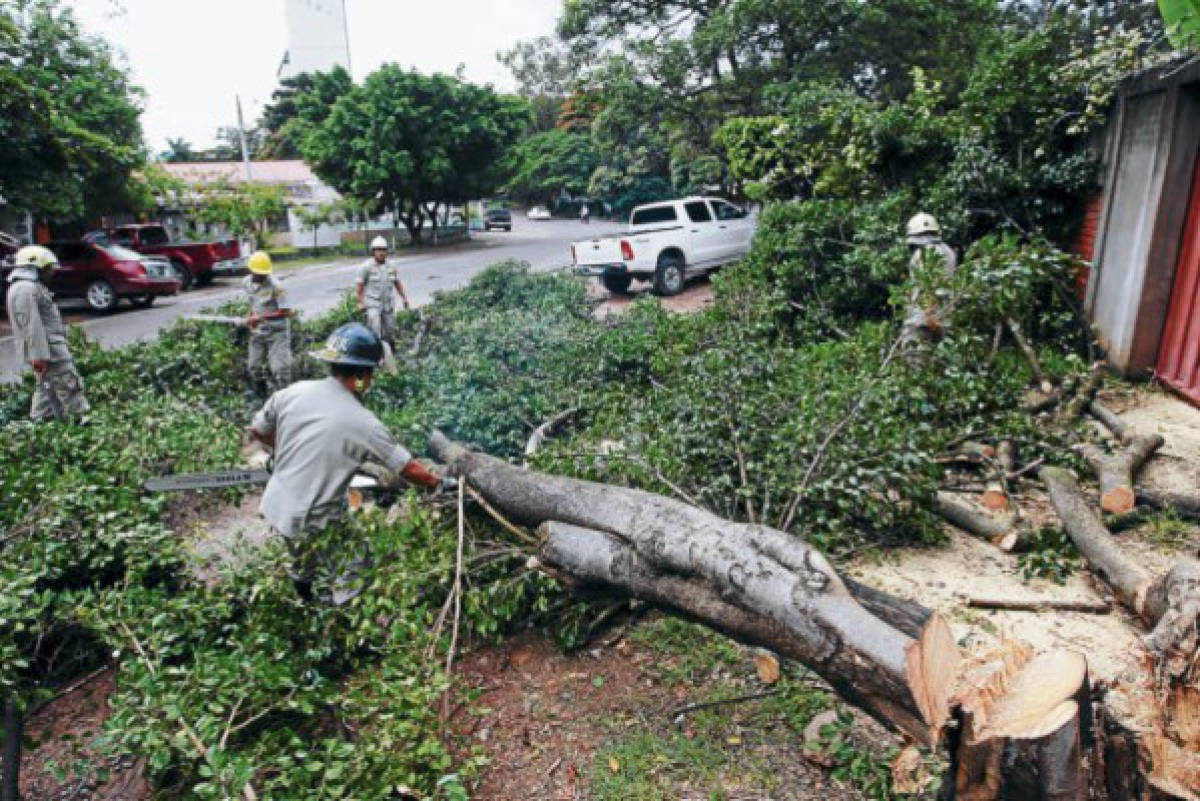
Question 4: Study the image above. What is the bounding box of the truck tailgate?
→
[572,237,624,268]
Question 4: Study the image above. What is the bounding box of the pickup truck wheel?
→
[601,273,632,295]
[85,279,119,313]
[653,254,685,296]
[169,259,194,291]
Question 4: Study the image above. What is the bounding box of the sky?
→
[69,0,562,155]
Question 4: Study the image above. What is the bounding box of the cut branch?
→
[1076,433,1164,514]
[524,408,578,465]
[937,492,1024,552]
[966,596,1111,614]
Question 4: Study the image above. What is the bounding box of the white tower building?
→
[279,0,352,80]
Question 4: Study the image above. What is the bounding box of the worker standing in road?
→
[899,212,959,353]
[356,236,410,349]
[244,250,293,393]
[5,245,89,422]
[246,322,452,604]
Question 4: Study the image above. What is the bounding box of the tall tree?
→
[502,129,599,206]
[300,65,528,245]
[0,0,146,220]
[257,67,353,160]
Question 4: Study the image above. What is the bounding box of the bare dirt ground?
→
[19,668,152,801]
[589,277,716,318]
[451,626,876,801]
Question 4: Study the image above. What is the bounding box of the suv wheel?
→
[169,259,194,290]
[652,254,685,296]
[86,279,119,312]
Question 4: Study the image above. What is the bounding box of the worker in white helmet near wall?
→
[899,212,959,353]
[355,236,410,349]
[244,250,293,393]
[5,245,90,422]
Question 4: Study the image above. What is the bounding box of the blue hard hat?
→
[309,322,384,367]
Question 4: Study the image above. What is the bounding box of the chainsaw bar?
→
[143,469,271,492]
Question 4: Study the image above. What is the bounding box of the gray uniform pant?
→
[365,305,397,345]
[31,360,89,422]
[282,516,370,606]
[248,327,292,388]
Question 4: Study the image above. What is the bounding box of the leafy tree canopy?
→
[502,129,599,205]
[0,0,146,220]
[299,65,528,244]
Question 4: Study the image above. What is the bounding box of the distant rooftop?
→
[160,160,318,185]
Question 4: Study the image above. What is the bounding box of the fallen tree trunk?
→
[434,433,1138,796]
[431,431,958,744]
[1138,487,1200,520]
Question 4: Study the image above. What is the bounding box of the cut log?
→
[1138,487,1200,520]
[937,492,1023,552]
[841,576,932,640]
[966,596,1111,614]
[953,643,1092,801]
[1007,318,1055,394]
[1076,433,1164,515]
[430,431,959,744]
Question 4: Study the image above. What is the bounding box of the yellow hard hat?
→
[248,250,272,275]
[14,245,58,270]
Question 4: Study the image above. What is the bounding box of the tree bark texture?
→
[430,431,959,745]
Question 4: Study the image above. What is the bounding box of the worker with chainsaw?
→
[5,245,90,422]
[356,236,410,350]
[246,322,452,604]
[899,212,959,353]
[244,250,293,393]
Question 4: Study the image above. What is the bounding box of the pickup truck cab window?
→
[139,227,170,246]
[114,230,135,247]
[684,201,713,223]
[631,205,678,225]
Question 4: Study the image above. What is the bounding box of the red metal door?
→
[1158,151,1200,405]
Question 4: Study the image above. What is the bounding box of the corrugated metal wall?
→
[1157,150,1200,404]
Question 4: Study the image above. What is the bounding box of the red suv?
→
[43,241,182,312]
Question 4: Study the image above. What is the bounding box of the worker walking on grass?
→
[246,322,453,605]
[5,245,89,422]
[899,212,959,355]
[356,236,410,349]
[244,250,293,393]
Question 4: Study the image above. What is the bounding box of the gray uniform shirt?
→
[243,275,289,333]
[906,241,959,328]
[357,259,398,310]
[251,377,412,537]
[6,272,72,364]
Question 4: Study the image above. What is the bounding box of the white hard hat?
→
[370,236,388,250]
[14,245,58,270]
[905,213,941,244]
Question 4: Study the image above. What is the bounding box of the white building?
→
[161,160,343,248]
[279,0,352,80]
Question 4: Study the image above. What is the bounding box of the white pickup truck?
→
[571,196,755,295]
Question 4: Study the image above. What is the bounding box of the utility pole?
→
[235,95,252,181]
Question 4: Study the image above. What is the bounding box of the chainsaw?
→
[143,470,380,493]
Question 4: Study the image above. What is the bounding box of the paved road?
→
[1,217,621,381]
